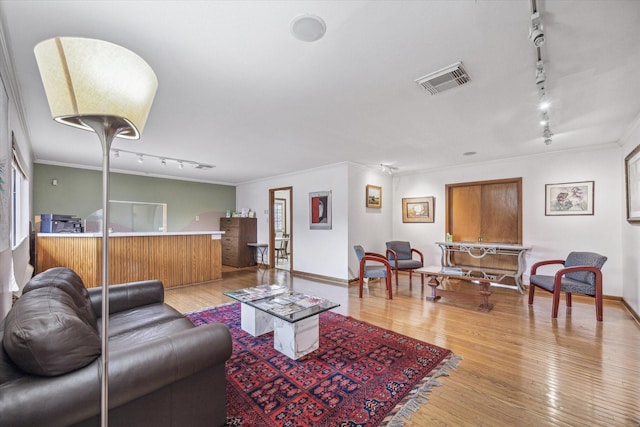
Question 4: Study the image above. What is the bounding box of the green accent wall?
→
[33,164,236,231]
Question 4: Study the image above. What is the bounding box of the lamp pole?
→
[80,115,132,427]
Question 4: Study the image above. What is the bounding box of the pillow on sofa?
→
[23,267,97,330]
[2,286,101,376]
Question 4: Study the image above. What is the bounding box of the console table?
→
[436,241,531,293]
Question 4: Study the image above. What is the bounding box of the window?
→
[274,199,285,233]
[11,149,29,249]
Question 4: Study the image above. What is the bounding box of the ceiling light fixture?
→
[290,14,326,42]
[379,163,398,175]
[111,148,215,170]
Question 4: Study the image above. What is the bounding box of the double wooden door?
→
[445,178,522,274]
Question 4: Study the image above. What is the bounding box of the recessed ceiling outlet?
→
[415,62,471,95]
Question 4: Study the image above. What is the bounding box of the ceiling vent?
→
[415,62,470,95]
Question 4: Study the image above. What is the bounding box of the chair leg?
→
[552,289,561,318]
[386,276,393,300]
[528,284,535,304]
[596,293,603,321]
[409,271,412,289]
[359,277,363,298]
[566,292,572,307]
[394,267,399,287]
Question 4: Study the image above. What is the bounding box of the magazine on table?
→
[226,284,288,302]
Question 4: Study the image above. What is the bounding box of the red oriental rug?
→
[186,302,461,427]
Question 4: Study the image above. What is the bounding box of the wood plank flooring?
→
[165,268,640,426]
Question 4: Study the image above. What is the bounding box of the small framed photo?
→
[402,196,435,223]
[309,191,331,230]
[625,143,640,222]
[545,181,594,216]
[366,185,382,208]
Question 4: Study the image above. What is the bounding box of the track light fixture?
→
[529,12,545,47]
[530,0,553,145]
[111,148,215,170]
[379,163,398,175]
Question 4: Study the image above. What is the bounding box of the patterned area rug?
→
[187,303,461,427]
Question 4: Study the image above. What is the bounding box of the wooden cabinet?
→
[220,217,257,267]
[445,178,522,279]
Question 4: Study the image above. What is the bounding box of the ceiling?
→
[1,1,639,185]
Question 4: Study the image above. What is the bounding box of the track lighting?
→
[110,148,215,170]
[530,1,554,145]
[379,163,398,175]
[529,12,545,47]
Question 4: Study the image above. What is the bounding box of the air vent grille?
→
[415,62,470,95]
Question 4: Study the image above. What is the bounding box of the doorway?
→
[269,187,292,271]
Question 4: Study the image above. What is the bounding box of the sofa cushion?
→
[23,267,97,330]
[2,287,101,376]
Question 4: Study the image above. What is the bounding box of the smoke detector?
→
[415,62,470,95]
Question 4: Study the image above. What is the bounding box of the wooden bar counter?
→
[36,231,224,289]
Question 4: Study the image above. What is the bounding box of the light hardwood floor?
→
[165,268,640,426]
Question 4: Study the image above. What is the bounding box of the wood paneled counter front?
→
[36,232,224,289]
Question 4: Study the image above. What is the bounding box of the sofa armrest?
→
[88,280,164,315]
[108,322,232,407]
[0,322,232,427]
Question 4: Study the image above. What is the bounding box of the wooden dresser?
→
[220,217,257,267]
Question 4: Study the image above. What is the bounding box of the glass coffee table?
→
[224,284,339,359]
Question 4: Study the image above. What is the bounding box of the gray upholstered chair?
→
[385,241,424,288]
[528,251,607,321]
[354,245,393,299]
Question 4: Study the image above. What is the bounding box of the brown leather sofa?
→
[0,267,232,427]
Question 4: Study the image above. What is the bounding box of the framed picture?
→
[366,185,382,208]
[545,181,594,216]
[625,143,640,222]
[402,196,435,223]
[309,191,331,229]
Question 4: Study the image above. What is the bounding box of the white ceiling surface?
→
[1,1,639,185]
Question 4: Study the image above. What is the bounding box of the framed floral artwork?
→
[545,181,594,216]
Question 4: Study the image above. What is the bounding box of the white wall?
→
[347,163,393,279]
[236,162,351,280]
[620,118,640,314]
[393,144,624,296]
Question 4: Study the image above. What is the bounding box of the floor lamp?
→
[34,37,157,427]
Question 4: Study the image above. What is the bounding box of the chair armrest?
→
[0,323,232,427]
[108,322,232,407]
[554,265,603,287]
[411,248,424,263]
[88,280,165,315]
[362,253,391,267]
[386,248,398,262]
[530,259,565,275]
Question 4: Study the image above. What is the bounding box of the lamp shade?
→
[34,37,158,139]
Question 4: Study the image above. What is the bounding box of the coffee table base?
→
[274,316,319,360]
[240,303,320,359]
[241,303,274,336]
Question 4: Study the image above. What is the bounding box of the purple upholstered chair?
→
[528,251,607,321]
[354,245,393,299]
[385,241,424,288]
